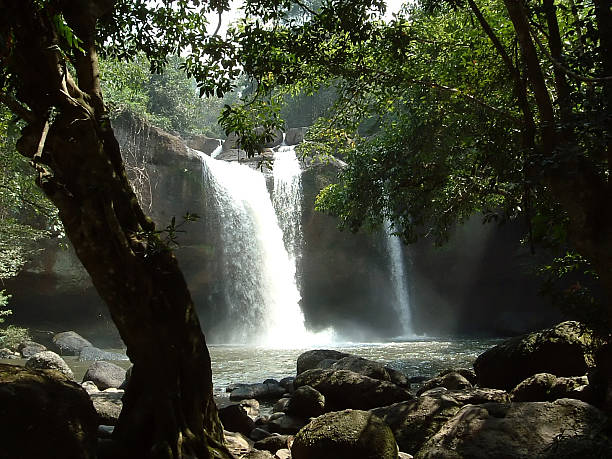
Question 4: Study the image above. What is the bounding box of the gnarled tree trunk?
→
[1,1,231,457]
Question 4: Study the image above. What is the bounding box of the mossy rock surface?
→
[0,363,98,459]
[474,321,595,390]
[291,409,398,459]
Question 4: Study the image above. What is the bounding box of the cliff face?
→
[6,114,561,343]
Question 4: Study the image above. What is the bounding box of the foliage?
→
[0,325,30,350]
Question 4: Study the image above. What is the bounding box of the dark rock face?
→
[229,383,286,401]
[285,385,325,418]
[371,396,462,455]
[294,368,413,411]
[291,409,398,459]
[25,351,74,380]
[82,361,127,390]
[254,434,292,453]
[416,372,472,396]
[218,403,255,436]
[415,399,611,459]
[510,373,591,403]
[52,331,93,356]
[266,413,308,434]
[0,364,98,459]
[473,321,593,390]
[296,349,350,375]
[18,340,46,358]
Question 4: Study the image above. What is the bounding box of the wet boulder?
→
[89,389,123,425]
[52,331,93,356]
[267,412,308,434]
[229,382,286,401]
[473,321,594,391]
[285,385,325,418]
[419,387,510,405]
[0,364,98,459]
[82,361,127,390]
[332,355,410,388]
[254,434,292,453]
[437,367,477,385]
[0,348,20,359]
[415,399,611,458]
[295,368,413,411]
[285,127,308,145]
[218,403,256,436]
[18,340,46,358]
[291,409,398,459]
[25,350,74,380]
[416,371,472,396]
[296,349,350,375]
[510,373,591,403]
[185,135,221,155]
[370,395,463,455]
[78,346,128,362]
[279,376,295,393]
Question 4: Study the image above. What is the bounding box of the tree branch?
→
[0,92,36,123]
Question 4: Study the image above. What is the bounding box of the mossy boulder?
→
[370,395,463,455]
[510,373,591,403]
[0,364,98,459]
[474,321,594,390]
[294,368,413,411]
[415,399,611,459]
[291,409,398,459]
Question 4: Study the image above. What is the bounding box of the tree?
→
[226,0,612,334]
[0,1,235,456]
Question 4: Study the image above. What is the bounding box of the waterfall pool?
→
[4,338,501,397]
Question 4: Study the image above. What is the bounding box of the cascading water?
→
[383,222,414,337]
[199,152,332,346]
[272,145,303,269]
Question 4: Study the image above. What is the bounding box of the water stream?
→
[384,222,413,337]
[199,153,332,346]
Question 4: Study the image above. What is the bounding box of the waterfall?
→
[199,153,333,346]
[211,145,222,158]
[383,222,413,337]
[272,146,303,269]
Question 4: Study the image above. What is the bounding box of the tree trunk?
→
[2,2,231,457]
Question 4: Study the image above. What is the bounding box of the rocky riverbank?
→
[0,321,610,458]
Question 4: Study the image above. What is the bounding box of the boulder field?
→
[0,322,610,458]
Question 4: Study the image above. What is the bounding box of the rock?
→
[296,349,350,375]
[97,425,114,439]
[224,430,252,458]
[244,450,275,459]
[420,387,510,405]
[398,453,413,459]
[279,376,295,393]
[18,340,46,358]
[81,380,99,394]
[254,434,292,452]
[316,358,338,369]
[25,350,74,380]
[78,346,128,362]
[222,132,240,151]
[241,398,261,417]
[510,373,591,403]
[52,331,93,356]
[332,355,410,388]
[263,378,279,385]
[0,363,98,458]
[408,376,429,384]
[219,403,256,435]
[295,368,413,411]
[473,321,594,390]
[416,399,611,458]
[0,348,19,359]
[371,395,462,454]
[291,409,398,459]
[89,389,123,425]
[416,372,472,396]
[285,127,308,145]
[274,397,291,413]
[82,361,127,390]
[267,413,308,434]
[437,367,477,385]
[285,385,325,418]
[250,427,273,442]
[119,365,132,389]
[275,448,291,459]
[230,383,286,401]
[186,135,222,155]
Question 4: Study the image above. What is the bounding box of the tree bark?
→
[1,1,231,457]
